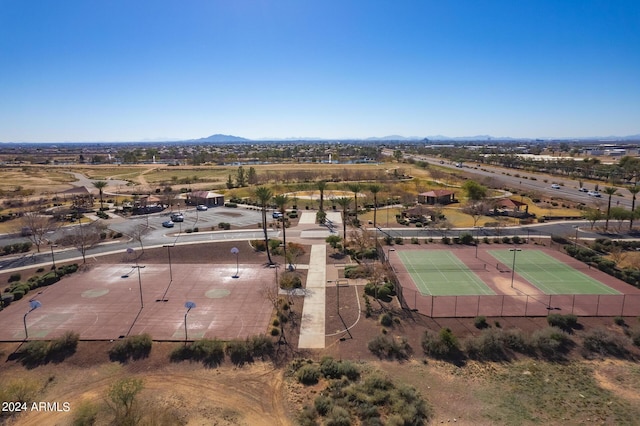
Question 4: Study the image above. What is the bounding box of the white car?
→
[588,191,602,197]
[196,204,208,211]
[578,187,588,192]
[551,184,561,189]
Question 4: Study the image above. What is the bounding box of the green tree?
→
[247,167,258,185]
[226,174,234,189]
[582,208,603,230]
[629,185,640,230]
[603,186,618,231]
[107,377,144,426]
[369,184,383,228]
[317,180,328,212]
[236,166,246,187]
[255,187,274,265]
[92,180,108,211]
[393,149,403,162]
[273,194,289,268]
[335,197,352,251]
[461,180,487,201]
[347,183,363,227]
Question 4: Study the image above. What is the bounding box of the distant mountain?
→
[365,135,423,141]
[192,134,251,143]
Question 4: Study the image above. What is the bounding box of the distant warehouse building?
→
[187,191,225,207]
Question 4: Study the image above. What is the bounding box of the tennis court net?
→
[404,263,488,273]
[495,262,594,273]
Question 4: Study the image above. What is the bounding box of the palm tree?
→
[273,194,289,269]
[255,186,274,265]
[93,181,108,211]
[603,186,618,231]
[346,183,363,227]
[317,180,328,212]
[629,185,640,231]
[369,184,383,229]
[335,197,352,251]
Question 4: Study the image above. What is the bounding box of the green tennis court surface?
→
[397,250,495,296]
[489,249,620,295]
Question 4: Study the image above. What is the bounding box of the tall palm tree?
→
[346,183,363,227]
[273,194,289,268]
[369,184,383,229]
[629,185,640,231]
[255,186,274,265]
[603,186,618,231]
[335,197,352,251]
[92,181,108,211]
[317,180,328,212]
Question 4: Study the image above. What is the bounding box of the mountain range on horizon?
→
[190,133,640,143]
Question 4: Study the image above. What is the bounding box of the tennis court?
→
[396,250,495,296]
[488,249,620,295]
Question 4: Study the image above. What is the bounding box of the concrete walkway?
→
[297,244,327,349]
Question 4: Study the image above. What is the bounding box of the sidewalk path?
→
[297,244,327,349]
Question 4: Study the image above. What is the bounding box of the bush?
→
[296,364,321,385]
[421,328,460,359]
[379,313,393,327]
[246,335,274,360]
[530,327,572,360]
[368,335,412,360]
[171,338,226,367]
[459,232,474,245]
[8,273,21,283]
[108,333,152,362]
[463,328,511,361]
[47,331,80,362]
[218,222,231,230]
[614,316,626,326]
[226,340,250,366]
[279,272,302,289]
[582,328,629,357]
[474,316,489,329]
[547,313,578,331]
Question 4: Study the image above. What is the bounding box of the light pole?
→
[128,248,145,309]
[23,300,41,340]
[573,226,579,249]
[510,248,522,288]
[231,247,239,278]
[184,301,196,344]
[163,244,174,282]
[50,244,58,275]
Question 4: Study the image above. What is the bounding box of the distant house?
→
[492,198,530,218]
[418,190,456,205]
[59,186,94,210]
[187,191,225,207]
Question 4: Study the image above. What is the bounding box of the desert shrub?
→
[71,400,99,426]
[628,327,640,347]
[270,327,280,336]
[171,338,225,367]
[226,340,250,366]
[614,316,626,326]
[279,272,302,289]
[379,313,393,327]
[474,316,489,329]
[344,265,368,279]
[530,326,572,360]
[314,395,333,416]
[21,340,49,366]
[511,235,522,244]
[8,273,21,283]
[367,335,412,360]
[252,240,266,251]
[547,313,579,331]
[1,293,14,306]
[459,232,474,245]
[297,405,318,426]
[463,328,510,361]
[421,328,460,359]
[47,331,80,362]
[247,335,274,360]
[325,406,351,426]
[441,236,451,245]
[582,328,629,357]
[394,237,403,245]
[411,237,419,244]
[319,357,360,381]
[297,364,321,385]
[108,333,152,362]
[502,236,511,244]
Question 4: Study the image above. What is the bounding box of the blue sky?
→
[1,0,639,142]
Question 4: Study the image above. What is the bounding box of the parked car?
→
[578,187,589,192]
[588,191,602,197]
[551,184,561,189]
[196,204,208,211]
[162,220,175,228]
[170,213,184,222]
[272,211,283,219]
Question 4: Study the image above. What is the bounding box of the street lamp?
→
[573,226,579,249]
[50,244,59,275]
[163,244,174,282]
[231,247,239,278]
[127,248,145,309]
[23,300,42,340]
[509,248,522,288]
[184,301,196,344]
